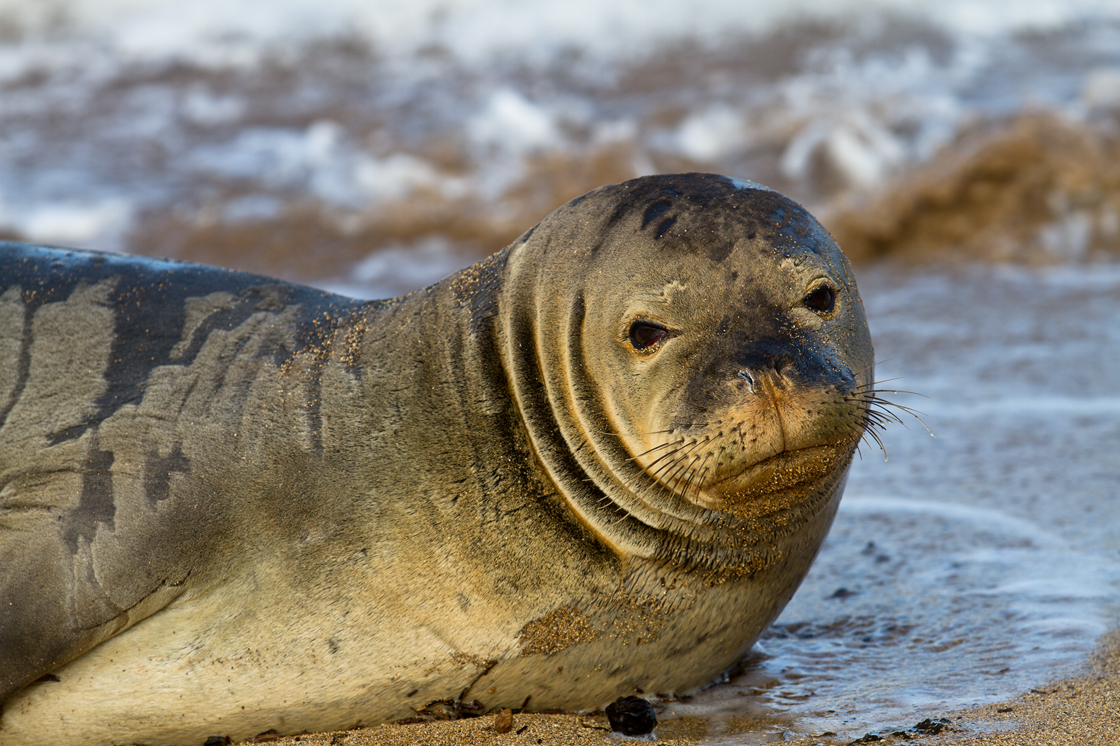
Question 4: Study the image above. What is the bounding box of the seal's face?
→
[503,174,872,560]
[594,194,872,518]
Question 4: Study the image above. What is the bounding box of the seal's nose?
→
[736,338,852,392]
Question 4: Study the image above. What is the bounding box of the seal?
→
[0,173,876,745]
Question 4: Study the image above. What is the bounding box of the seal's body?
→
[0,174,874,745]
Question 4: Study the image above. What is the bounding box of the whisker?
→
[647,452,686,486]
[846,382,935,440]
[685,452,714,503]
[852,376,912,391]
[591,427,680,438]
[664,441,710,490]
[875,398,931,415]
[864,388,928,400]
[643,440,695,472]
[861,409,903,428]
[872,401,933,436]
[863,426,888,460]
[627,439,685,464]
[660,453,697,492]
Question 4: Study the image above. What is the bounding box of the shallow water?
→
[3,1,1120,742]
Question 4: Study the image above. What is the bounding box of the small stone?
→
[913,718,951,735]
[605,695,657,736]
[493,708,514,733]
[847,734,881,744]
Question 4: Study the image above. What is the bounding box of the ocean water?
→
[2,1,1119,742]
[2,0,1120,277]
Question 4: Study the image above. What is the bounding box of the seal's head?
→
[499,173,873,569]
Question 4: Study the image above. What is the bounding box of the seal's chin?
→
[688,444,851,511]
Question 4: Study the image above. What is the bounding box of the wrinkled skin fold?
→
[0,173,873,745]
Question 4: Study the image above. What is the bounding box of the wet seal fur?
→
[0,173,875,745]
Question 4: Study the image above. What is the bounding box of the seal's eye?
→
[629,321,671,351]
[803,283,836,314]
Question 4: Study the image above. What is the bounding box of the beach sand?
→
[259,631,1120,746]
[261,711,706,746]
[912,631,1120,746]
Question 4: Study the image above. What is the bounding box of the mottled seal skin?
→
[0,173,874,745]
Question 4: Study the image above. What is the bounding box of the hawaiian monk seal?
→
[0,173,877,745]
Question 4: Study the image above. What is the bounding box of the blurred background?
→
[2,0,1118,742]
[2,0,1119,291]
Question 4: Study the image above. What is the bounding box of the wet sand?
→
[261,631,1120,745]
[930,635,1120,746]
[794,631,1120,745]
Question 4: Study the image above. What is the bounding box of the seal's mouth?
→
[689,444,847,510]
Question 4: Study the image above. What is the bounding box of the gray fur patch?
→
[63,444,115,553]
[143,444,190,507]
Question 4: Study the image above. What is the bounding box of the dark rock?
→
[605,695,657,736]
